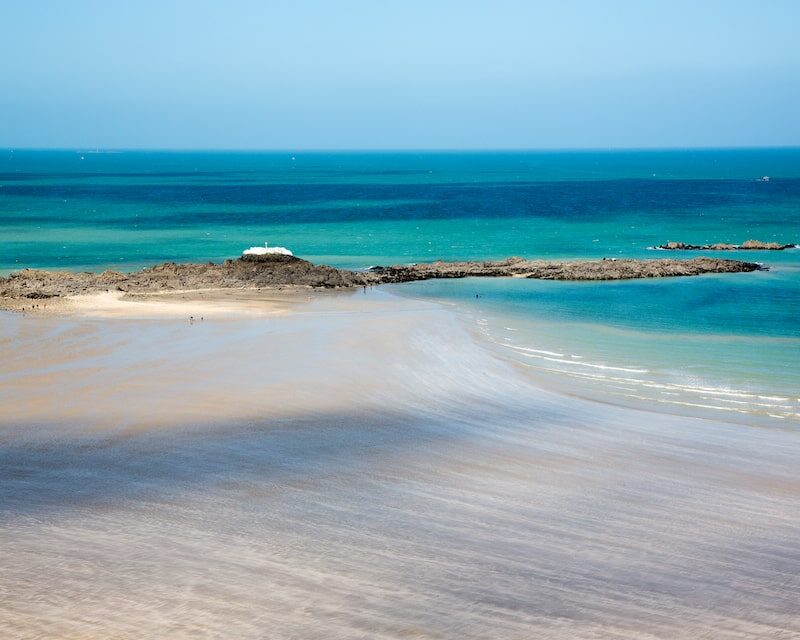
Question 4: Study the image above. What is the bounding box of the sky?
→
[1,0,798,150]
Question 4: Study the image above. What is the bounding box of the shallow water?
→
[1,294,799,638]
[392,269,800,426]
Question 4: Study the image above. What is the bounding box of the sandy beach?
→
[2,287,319,318]
[2,288,799,639]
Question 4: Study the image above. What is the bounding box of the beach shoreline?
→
[4,279,797,428]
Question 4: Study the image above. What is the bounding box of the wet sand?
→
[1,289,799,638]
[3,287,319,318]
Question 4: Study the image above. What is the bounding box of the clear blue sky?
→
[1,0,798,149]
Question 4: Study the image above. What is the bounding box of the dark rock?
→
[658,239,795,251]
[740,239,793,250]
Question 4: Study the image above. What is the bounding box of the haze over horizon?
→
[2,0,798,150]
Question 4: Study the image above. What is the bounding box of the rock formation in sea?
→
[366,256,762,282]
[0,254,763,306]
[657,239,796,250]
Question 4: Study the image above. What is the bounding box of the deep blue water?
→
[2,149,799,423]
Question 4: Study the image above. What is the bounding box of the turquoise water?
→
[2,149,799,423]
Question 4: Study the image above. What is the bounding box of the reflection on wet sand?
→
[1,290,799,639]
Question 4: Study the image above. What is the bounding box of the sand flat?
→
[1,289,799,639]
[58,287,318,319]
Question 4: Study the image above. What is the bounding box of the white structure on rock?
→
[242,242,293,257]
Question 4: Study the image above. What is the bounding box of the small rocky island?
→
[656,239,796,251]
[0,254,762,308]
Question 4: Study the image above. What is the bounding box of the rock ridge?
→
[0,253,763,306]
[656,240,797,251]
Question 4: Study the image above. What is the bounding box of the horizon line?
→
[3,145,800,154]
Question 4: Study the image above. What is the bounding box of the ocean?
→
[2,148,799,424]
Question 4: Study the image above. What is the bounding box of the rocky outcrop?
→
[657,240,796,251]
[0,254,362,300]
[0,254,762,306]
[740,240,795,250]
[365,257,761,283]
